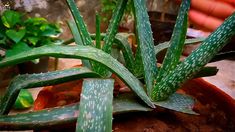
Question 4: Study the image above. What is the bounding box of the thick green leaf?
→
[113,93,152,115]
[155,38,205,56]
[114,34,135,73]
[152,13,235,101]
[0,44,154,109]
[5,42,32,58]
[0,93,152,131]
[0,67,100,115]
[1,10,21,28]
[0,104,79,130]
[133,47,144,77]
[66,0,94,69]
[6,29,26,43]
[95,13,101,49]
[67,21,83,45]
[94,0,127,77]
[66,0,93,46]
[132,0,158,96]
[156,0,190,82]
[67,20,91,68]
[0,91,198,131]
[210,51,235,62]
[193,66,218,78]
[77,79,114,132]
[102,0,127,54]
[153,93,197,114]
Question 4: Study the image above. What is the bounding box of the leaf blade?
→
[0,93,152,131]
[152,13,235,101]
[0,67,100,115]
[77,79,114,132]
[0,44,154,109]
[66,0,93,46]
[153,93,197,115]
[132,0,158,96]
[156,0,190,82]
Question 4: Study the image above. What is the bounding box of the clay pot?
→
[35,78,235,131]
[112,78,235,131]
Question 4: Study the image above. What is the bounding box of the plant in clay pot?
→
[0,0,235,131]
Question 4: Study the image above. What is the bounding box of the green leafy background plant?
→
[0,10,62,59]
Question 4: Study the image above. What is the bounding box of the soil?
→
[112,79,235,132]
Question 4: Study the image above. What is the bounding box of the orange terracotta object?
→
[34,80,83,111]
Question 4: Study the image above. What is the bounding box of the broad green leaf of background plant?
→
[77,79,114,132]
[156,0,190,82]
[1,10,21,28]
[0,19,5,39]
[27,37,39,46]
[5,42,32,58]
[24,17,47,26]
[39,24,61,37]
[13,89,34,109]
[6,29,26,43]
[132,0,158,96]
[152,13,235,101]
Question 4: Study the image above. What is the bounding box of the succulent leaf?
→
[132,0,158,96]
[152,13,235,101]
[0,67,100,115]
[0,44,154,109]
[157,0,190,82]
[76,79,114,132]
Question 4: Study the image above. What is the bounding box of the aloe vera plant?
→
[0,0,235,131]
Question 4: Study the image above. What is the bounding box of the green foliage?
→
[13,89,34,109]
[0,10,62,58]
[0,0,235,131]
[1,10,21,28]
